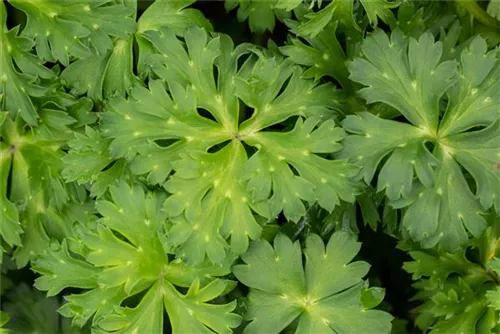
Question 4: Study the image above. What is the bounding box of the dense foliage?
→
[0,0,499,333]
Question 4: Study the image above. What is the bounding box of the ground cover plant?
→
[0,0,499,333]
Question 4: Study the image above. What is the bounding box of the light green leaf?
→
[33,240,100,296]
[348,30,457,132]
[243,117,361,217]
[9,0,136,64]
[345,31,499,251]
[296,2,344,37]
[359,0,399,27]
[488,0,500,20]
[63,126,132,198]
[339,112,438,199]
[226,0,278,33]
[281,21,350,87]
[0,142,22,256]
[101,27,357,264]
[137,0,212,35]
[33,182,241,332]
[61,37,139,100]
[1,2,54,125]
[163,279,241,334]
[58,287,124,328]
[97,282,165,333]
[233,232,393,334]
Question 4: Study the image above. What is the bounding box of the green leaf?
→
[1,114,87,266]
[438,37,500,137]
[1,2,55,125]
[488,0,500,20]
[33,240,100,296]
[361,287,386,309]
[61,36,139,101]
[137,0,212,35]
[296,0,398,37]
[359,0,399,27]
[344,31,500,251]
[0,142,22,252]
[2,117,68,211]
[101,27,357,264]
[404,243,498,333]
[0,311,9,333]
[297,1,356,37]
[162,279,241,334]
[9,0,136,65]
[63,126,131,198]
[276,0,302,11]
[348,30,456,132]
[486,287,500,311]
[243,117,361,217]
[233,232,393,334]
[58,287,124,328]
[339,112,438,199]
[33,182,241,332]
[443,119,500,213]
[226,0,279,33]
[96,281,165,333]
[280,21,351,88]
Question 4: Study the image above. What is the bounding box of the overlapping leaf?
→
[225,0,299,33]
[0,2,55,125]
[340,30,500,251]
[9,0,136,65]
[404,221,500,333]
[95,26,359,264]
[296,0,399,37]
[0,95,95,266]
[32,182,241,333]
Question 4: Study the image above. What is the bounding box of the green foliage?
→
[340,30,500,252]
[403,219,500,333]
[1,0,500,333]
[1,283,88,333]
[233,232,393,333]
[32,181,241,333]
[94,25,359,264]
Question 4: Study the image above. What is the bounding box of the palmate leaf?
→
[404,221,500,333]
[136,0,212,35]
[0,2,55,125]
[9,0,136,65]
[233,232,393,334]
[61,0,211,102]
[280,18,351,88]
[62,126,132,198]
[296,0,399,37]
[1,116,68,265]
[224,0,299,33]
[340,30,500,251]
[0,99,94,266]
[60,37,138,101]
[96,26,360,264]
[32,182,241,333]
